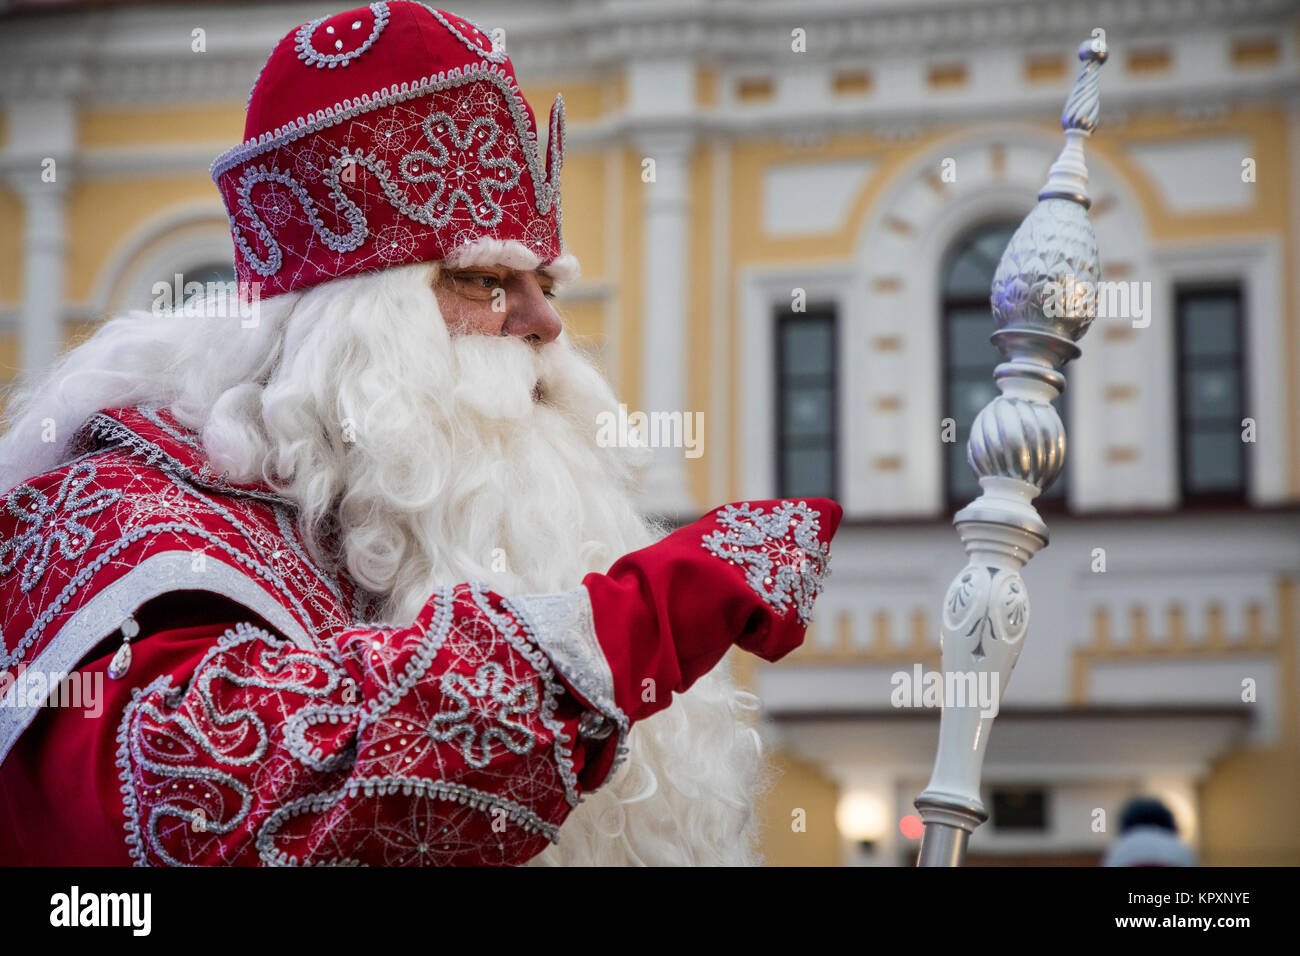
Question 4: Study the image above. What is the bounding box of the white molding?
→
[1150,235,1288,506]
[709,138,732,504]
[634,124,696,516]
[738,262,854,501]
[85,200,232,315]
[850,124,1154,517]
[1,2,1295,119]
[601,147,622,389]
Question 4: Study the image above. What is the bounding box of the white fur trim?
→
[445,238,540,271]
[443,239,580,291]
[543,253,581,288]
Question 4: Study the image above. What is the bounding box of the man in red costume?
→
[0,3,840,866]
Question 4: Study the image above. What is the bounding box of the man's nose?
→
[503,274,562,345]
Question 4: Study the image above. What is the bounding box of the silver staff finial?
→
[1063,37,1108,134]
[1039,36,1110,208]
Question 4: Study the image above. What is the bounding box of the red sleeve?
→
[113,584,599,866]
[581,498,840,724]
[1,588,594,867]
[0,497,841,867]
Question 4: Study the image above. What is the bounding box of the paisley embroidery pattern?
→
[700,500,831,626]
[118,585,576,867]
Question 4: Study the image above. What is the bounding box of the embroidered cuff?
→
[504,588,629,790]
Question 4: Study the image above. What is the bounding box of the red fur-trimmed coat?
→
[0,406,840,865]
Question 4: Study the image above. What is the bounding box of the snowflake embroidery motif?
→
[397,110,522,229]
[0,462,123,592]
[428,662,539,769]
[701,500,831,625]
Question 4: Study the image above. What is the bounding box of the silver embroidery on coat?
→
[0,462,122,593]
[700,500,831,626]
[427,661,539,768]
[505,588,629,781]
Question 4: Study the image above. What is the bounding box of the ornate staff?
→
[914,37,1108,867]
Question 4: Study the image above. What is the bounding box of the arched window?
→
[940,221,1068,511]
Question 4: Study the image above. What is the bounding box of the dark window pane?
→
[1185,430,1243,494]
[948,448,981,503]
[974,227,1016,263]
[1177,286,1245,499]
[947,311,1001,369]
[783,446,834,498]
[991,788,1048,831]
[944,253,994,298]
[942,221,1067,510]
[1183,367,1241,421]
[1181,296,1241,359]
[165,263,237,309]
[942,223,1016,298]
[782,386,833,439]
[780,320,834,376]
[776,310,837,499]
[949,377,998,422]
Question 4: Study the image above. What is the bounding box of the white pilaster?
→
[627,57,696,517]
[4,97,75,379]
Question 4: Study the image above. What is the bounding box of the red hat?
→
[212,2,566,297]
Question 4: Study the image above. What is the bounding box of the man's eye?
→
[542,288,556,300]
[474,275,500,289]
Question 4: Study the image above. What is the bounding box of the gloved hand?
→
[582,497,841,726]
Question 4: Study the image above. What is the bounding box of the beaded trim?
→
[295,2,391,70]
[0,549,322,765]
[118,607,572,865]
[117,622,350,866]
[427,661,540,769]
[210,66,548,209]
[428,7,507,65]
[468,583,582,807]
[254,776,559,866]
[230,104,530,279]
[85,409,353,612]
[0,409,351,675]
[84,410,294,508]
[353,588,452,732]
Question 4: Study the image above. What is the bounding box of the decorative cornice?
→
[0,0,1294,105]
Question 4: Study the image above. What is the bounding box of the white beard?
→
[0,255,768,866]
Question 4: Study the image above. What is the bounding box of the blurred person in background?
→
[1102,796,1197,867]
